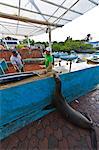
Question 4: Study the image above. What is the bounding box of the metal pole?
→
[69,61,72,72]
[0,2,70,22]
[48,26,52,52]
[0,12,63,27]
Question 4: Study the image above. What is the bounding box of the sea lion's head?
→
[53,73,61,92]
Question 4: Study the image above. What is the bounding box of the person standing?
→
[10,50,24,72]
[44,47,53,73]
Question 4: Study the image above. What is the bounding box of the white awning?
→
[0,0,99,37]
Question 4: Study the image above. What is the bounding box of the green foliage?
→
[52,43,61,51]
[79,43,93,49]
[21,38,94,52]
[22,38,28,44]
[52,40,93,52]
[29,39,34,45]
[16,44,26,49]
[64,40,81,50]
[22,38,34,45]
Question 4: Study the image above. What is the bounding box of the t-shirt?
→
[44,54,53,68]
[10,53,23,69]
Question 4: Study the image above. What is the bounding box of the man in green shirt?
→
[44,47,53,73]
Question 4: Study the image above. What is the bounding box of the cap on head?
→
[12,49,18,54]
[46,47,51,52]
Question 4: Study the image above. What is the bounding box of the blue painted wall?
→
[0,66,99,140]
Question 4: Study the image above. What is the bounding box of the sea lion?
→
[53,73,97,150]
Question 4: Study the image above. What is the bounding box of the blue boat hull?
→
[0,66,99,140]
[60,55,78,61]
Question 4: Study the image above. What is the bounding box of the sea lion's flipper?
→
[90,128,97,150]
[83,113,93,123]
[79,112,93,123]
[79,111,87,116]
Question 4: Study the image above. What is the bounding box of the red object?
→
[6,64,44,74]
[0,48,43,61]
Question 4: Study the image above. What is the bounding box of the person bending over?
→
[10,50,24,72]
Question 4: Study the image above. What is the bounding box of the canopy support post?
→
[48,26,52,52]
[69,61,72,72]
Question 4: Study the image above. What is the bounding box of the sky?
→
[33,5,99,42]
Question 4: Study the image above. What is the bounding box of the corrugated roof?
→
[0,0,99,37]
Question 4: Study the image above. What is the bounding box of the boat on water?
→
[53,51,78,61]
[60,55,78,61]
[87,51,99,59]
[53,52,68,58]
[87,58,99,64]
[0,65,99,140]
[87,51,99,64]
[93,51,99,59]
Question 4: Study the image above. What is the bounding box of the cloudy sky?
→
[33,5,99,42]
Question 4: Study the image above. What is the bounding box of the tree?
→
[52,40,93,52]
